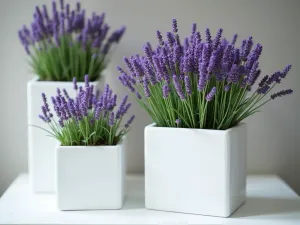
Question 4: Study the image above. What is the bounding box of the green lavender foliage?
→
[30,34,108,81]
[134,75,273,130]
[44,111,126,146]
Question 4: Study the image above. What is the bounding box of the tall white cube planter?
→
[55,138,126,210]
[145,123,247,217]
[27,74,106,193]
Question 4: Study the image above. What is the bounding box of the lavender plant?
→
[38,75,135,146]
[118,19,293,130]
[18,0,125,82]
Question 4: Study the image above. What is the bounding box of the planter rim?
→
[146,122,245,133]
[56,136,126,149]
[28,76,102,84]
[28,68,108,84]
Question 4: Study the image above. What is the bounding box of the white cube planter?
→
[27,74,106,193]
[55,138,126,210]
[145,123,247,217]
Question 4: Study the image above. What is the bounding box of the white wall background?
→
[0,0,299,196]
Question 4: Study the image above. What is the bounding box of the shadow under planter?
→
[232,197,300,218]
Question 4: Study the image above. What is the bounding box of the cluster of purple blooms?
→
[39,75,135,132]
[118,19,293,101]
[18,0,125,55]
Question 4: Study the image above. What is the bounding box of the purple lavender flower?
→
[63,89,69,99]
[257,85,270,94]
[175,118,181,125]
[79,92,88,116]
[172,19,178,33]
[116,95,128,119]
[212,28,223,50]
[231,34,238,46]
[271,89,293,99]
[246,61,259,85]
[205,28,212,44]
[108,112,115,126]
[241,36,253,60]
[208,45,224,75]
[183,50,192,73]
[94,103,102,120]
[224,84,231,92]
[184,37,189,52]
[143,59,157,85]
[143,43,153,64]
[245,43,263,72]
[166,32,175,47]
[197,73,206,91]
[41,93,50,112]
[173,44,181,65]
[72,77,77,90]
[123,57,135,74]
[221,45,234,78]
[198,43,211,85]
[266,71,281,85]
[206,87,217,101]
[156,30,164,46]
[192,23,197,34]
[58,119,64,127]
[136,91,142,99]
[173,74,185,100]
[125,115,135,128]
[143,77,151,98]
[39,115,48,123]
[122,103,131,115]
[162,84,170,98]
[233,49,240,65]
[280,64,292,78]
[258,75,269,87]
[184,75,192,95]
[119,74,136,93]
[132,57,144,78]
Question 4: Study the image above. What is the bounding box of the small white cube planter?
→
[55,138,126,211]
[27,73,106,193]
[145,123,247,217]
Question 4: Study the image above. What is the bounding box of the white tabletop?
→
[0,174,300,224]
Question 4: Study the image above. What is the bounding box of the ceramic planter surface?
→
[55,138,126,210]
[27,73,106,193]
[144,123,247,217]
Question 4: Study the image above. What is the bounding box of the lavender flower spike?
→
[73,77,78,90]
[108,111,115,126]
[125,115,135,128]
[271,89,293,100]
[156,30,164,46]
[184,75,192,95]
[84,74,89,87]
[231,34,238,45]
[162,84,170,98]
[143,77,151,98]
[172,19,178,33]
[173,74,185,100]
[206,87,217,101]
[280,64,292,78]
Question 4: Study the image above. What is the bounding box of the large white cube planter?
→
[55,138,126,210]
[27,75,106,193]
[145,123,247,217]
